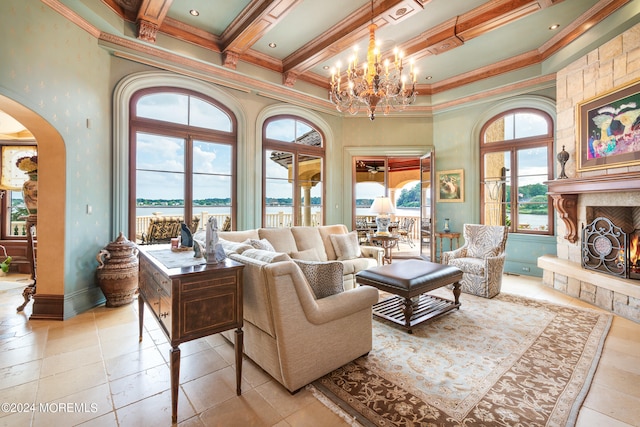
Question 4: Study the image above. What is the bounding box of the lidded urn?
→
[96,232,139,307]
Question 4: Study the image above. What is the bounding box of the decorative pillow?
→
[243,238,276,252]
[293,259,344,299]
[241,249,291,263]
[219,238,253,254]
[289,248,321,261]
[329,231,361,261]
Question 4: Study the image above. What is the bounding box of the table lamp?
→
[370,196,395,235]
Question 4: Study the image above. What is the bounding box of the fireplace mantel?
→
[546,172,640,243]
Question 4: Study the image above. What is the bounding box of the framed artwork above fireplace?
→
[577,78,640,171]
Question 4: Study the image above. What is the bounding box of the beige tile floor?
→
[0,272,639,426]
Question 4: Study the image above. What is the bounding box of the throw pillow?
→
[329,231,361,261]
[289,248,321,262]
[293,259,344,299]
[219,238,253,254]
[241,249,291,263]
[243,238,276,252]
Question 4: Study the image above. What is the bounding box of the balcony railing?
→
[135,212,420,242]
[135,211,324,243]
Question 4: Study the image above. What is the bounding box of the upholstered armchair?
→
[441,224,508,298]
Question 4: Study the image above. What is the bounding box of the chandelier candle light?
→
[329,1,417,120]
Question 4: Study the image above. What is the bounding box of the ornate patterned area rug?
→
[311,291,612,427]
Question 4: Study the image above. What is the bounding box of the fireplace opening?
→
[630,232,640,279]
[581,207,640,280]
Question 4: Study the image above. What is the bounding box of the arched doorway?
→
[0,94,66,319]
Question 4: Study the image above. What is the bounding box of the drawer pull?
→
[153,301,159,306]
[160,312,169,318]
[152,272,171,287]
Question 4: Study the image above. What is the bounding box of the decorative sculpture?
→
[193,240,203,258]
[557,145,569,179]
[206,217,226,264]
[180,223,193,248]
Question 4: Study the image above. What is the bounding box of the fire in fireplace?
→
[582,215,640,280]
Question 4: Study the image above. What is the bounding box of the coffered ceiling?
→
[102,0,636,96]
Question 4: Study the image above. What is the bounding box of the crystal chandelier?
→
[329,1,417,121]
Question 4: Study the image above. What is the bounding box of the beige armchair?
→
[441,224,508,298]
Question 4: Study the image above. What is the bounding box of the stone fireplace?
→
[542,21,640,323]
[538,172,640,322]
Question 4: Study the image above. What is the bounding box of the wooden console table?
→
[138,247,244,423]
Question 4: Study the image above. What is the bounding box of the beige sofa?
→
[216,224,383,289]
[193,225,382,392]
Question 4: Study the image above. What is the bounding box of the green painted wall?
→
[0,0,113,315]
[430,91,558,275]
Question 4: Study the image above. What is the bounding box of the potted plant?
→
[0,254,11,275]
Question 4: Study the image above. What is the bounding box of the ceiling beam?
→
[283,0,562,81]
[221,0,302,62]
[135,0,173,42]
[281,0,410,76]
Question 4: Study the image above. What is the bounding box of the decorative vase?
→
[22,172,38,215]
[96,232,139,307]
[443,218,450,233]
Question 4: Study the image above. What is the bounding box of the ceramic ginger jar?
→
[96,232,139,307]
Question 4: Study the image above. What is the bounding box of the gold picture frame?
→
[577,78,640,171]
[437,169,464,202]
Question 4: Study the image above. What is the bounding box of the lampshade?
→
[369,196,395,215]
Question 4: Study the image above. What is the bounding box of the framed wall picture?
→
[577,78,640,171]
[437,169,464,202]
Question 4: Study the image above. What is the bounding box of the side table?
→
[138,247,244,423]
[435,231,461,262]
[370,234,399,264]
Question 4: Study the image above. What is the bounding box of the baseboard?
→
[30,294,64,320]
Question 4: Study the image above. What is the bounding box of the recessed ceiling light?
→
[425,76,433,80]
[323,66,330,70]
[549,24,560,30]
[268,42,277,48]
[189,9,199,17]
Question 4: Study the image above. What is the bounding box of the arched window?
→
[480,109,554,235]
[129,88,237,242]
[263,115,324,227]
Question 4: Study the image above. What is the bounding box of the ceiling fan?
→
[366,165,386,174]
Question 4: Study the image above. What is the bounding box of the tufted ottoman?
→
[356,259,463,333]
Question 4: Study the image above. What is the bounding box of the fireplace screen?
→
[581,217,628,278]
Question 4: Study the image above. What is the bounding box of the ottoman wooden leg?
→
[452,281,461,307]
[403,297,414,334]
